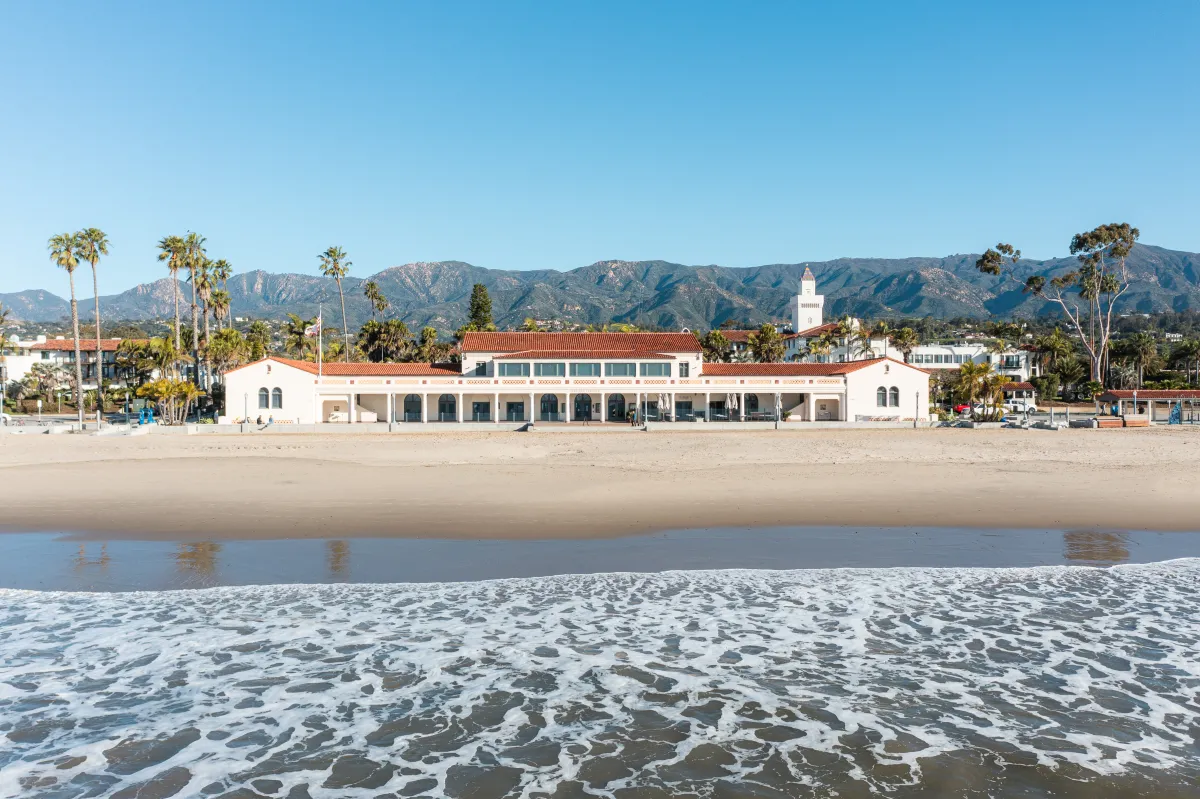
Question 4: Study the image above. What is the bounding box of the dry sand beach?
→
[2,427,1198,539]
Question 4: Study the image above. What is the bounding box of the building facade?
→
[224,331,931,425]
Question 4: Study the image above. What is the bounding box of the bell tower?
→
[791,266,825,332]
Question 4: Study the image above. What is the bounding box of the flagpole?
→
[317,304,323,379]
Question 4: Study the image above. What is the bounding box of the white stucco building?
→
[224,331,931,425]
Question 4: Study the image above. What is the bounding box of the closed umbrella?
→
[774,393,783,419]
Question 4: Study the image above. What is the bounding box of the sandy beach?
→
[1,427,1197,539]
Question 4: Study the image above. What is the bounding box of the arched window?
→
[745,394,759,413]
[877,386,887,407]
[540,394,559,421]
[403,394,422,422]
[608,393,626,421]
[271,388,283,409]
[889,387,900,407]
[258,388,269,409]
[438,394,456,421]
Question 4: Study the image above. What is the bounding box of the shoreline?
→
[2,428,1198,541]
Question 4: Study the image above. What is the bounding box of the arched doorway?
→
[574,394,593,421]
[403,394,422,422]
[540,394,559,421]
[438,394,456,422]
[745,394,760,416]
[608,393,626,422]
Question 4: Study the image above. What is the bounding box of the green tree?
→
[210,289,231,331]
[207,328,248,383]
[976,225,1139,385]
[698,330,732,363]
[357,319,412,362]
[318,246,352,361]
[521,317,540,332]
[0,301,9,327]
[363,280,389,320]
[747,323,785,363]
[1169,339,1200,385]
[48,232,86,424]
[465,283,495,331]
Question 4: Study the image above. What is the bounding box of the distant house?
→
[27,337,149,390]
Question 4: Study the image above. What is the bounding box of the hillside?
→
[3,244,1198,330]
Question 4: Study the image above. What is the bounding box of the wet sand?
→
[6,527,1200,592]
[1,427,1198,540]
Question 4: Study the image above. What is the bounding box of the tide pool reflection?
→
[1063,530,1130,564]
[327,540,349,577]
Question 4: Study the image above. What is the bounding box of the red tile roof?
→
[461,331,702,354]
[493,350,673,360]
[30,338,147,352]
[793,323,839,338]
[225,356,461,377]
[1002,382,1035,391]
[702,357,896,376]
[1098,389,1200,400]
[713,330,756,344]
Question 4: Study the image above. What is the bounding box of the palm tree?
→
[851,328,876,360]
[1123,332,1159,387]
[193,259,216,389]
[833,316,855,361]
[210,289,231,331]
[210,260,233,325]
[318,246,352,361]
[48,232,85,424]
[889,327,920,363]
[363,280,388,321]
[157,235,186,354]
[1169,339,1200,385]
[282,314,318,360]
[182,232,207,386]
[77,228,110,427]
[246,320,271,361]
[1033,328,1074,374]
[870,320,891,358]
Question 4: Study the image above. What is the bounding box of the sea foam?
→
[2,562,1199,797]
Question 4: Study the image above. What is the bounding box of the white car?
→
[0,412,10,427]
[1004,400,1038,414]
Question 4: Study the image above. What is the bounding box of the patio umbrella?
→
[774,393,783,418]
[726,393,738,411]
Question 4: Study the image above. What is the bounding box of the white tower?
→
[791,266,825,332]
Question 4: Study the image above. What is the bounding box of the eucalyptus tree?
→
[156,235,186,353]
[976,224,1139,385]
[318,246,352,361]
[48,232,85,424]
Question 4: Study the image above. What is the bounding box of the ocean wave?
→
[3,563,1199,797]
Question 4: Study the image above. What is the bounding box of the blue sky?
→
[1,1,1197,296]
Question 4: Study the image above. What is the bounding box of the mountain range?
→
[3,244,1198,331]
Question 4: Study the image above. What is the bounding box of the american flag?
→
[304,316,322,338]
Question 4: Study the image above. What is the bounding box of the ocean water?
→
[2,563,1199,798]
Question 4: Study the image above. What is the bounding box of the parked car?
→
[953,403,972,414]
[1004,400,1038,414]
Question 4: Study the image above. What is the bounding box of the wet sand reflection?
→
[327,540,350,578]
[176,542,222,577]
[72,543,110,572]
[1063,531,1130,564]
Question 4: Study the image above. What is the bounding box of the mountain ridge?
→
[3,244,1198,330]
